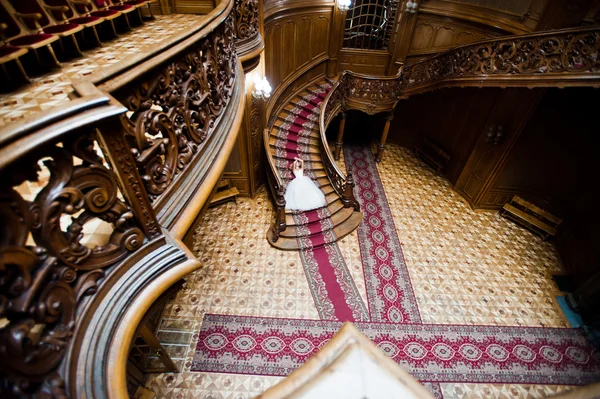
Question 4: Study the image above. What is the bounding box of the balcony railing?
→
[0,0,262,396]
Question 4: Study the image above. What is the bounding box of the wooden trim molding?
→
[420,0,533,35]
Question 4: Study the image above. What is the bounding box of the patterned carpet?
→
[147,143,590,398]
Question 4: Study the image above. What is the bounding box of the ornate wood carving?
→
[234,0,259,42]
[113,14,238,207]
[402,28,600,93]
[0,129,148,398]
[340,70,402,114]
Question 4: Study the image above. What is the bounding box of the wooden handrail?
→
[402,25,600,95]
[318,79,346,184]
[0,0,263,396]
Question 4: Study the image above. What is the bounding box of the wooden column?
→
[327,2,347,78]
[334,111,346,160]
[375,113,393,162]
[387,0,420,73]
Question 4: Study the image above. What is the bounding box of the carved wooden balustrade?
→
[0,82,180,398]
[402,26,600,95]
[234,0,263,67]
[304,25,600,198]
[0,0,261,396]
[263,127,287,241]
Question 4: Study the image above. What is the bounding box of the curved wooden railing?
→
[263,25,600,236]
[263,127,287,240]
[402,25,600,95]
[0,0,262,396]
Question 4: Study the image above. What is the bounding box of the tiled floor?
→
[0,13,203,127]
[146,144,574,398]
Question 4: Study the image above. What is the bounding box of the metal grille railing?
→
[343,0,398,50]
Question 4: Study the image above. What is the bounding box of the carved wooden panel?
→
[174,0,216,14]
[407,14,500,58]
[264,9,331,92]
[339,49,389,74]
[0,127,151,397]
[111,14,237,219]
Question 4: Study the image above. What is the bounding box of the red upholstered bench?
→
[7,0,84,57]
[43,0,107,46]
[0,24,31,86]
[0,1,61,68]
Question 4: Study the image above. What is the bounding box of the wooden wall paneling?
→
[150,0,174,15]
[405,13,505,62]
[338,49,389,75]
[264,6,332,117]
[224,91,265,197]
[388,87,501,184]
[420,0,536,33]
[174,0,216,14]
[264,8,332,90]
[327,5,346,77]
[536,0,599,30]
[478,87,599,283]
[453,88,545,210]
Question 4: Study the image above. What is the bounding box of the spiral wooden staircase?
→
[265,80,362,250]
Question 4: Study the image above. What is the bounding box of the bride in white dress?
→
[285,158,327,211]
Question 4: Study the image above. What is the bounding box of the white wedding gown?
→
[284,168,327,211]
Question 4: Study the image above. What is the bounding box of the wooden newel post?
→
[334,111,347,161]
[376,112,394,163]
[272,185,287,242]
[342,171,360,211]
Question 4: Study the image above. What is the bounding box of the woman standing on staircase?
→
[285,158,327,211]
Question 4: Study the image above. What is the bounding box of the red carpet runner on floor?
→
[192,138,600,388]
[193,314,600,385]
[345,145,422,323]
[296,241,369,321]
[276,88,369,322]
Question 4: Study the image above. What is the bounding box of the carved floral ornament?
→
[340,73,403,106]
[116,15,237,203]
[402,30,600,89]
[234,0,259,41]
[0,5,244,397]
[0,132,146,397]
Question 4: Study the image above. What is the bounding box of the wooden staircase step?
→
[278,168,327,180]
[273,121,319,137]
[284,191,337,214]
[277,114,318,129]
[269,142,320,155]
[285,199,344,226]
[279,207,354,238]
[267,211,363,250]
[273,152,322,162]
[286,100,320,115]
[274,158,324,170]
[271,129,320,146]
